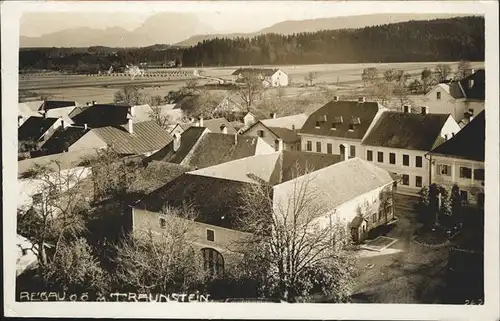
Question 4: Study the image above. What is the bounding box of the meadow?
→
[19,61,484,103]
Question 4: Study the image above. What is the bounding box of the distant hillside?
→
[20,12,214,48]
[174,13,471,47]
[19,16,484,72]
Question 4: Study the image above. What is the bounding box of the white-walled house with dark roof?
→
[361,107,460,195]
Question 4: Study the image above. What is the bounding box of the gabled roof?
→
[190,150,341,185]
[70,103,131,128]
[41,126,90,154]
[42,100,78,110]
[90,121,173,155]
[260,113,308,130]
[203,118,237,134]
[459,69,485,100]
[299,100,381,140]
[431,110,485,161]
[274,158,395,212]
[18,149,95,176]
[183,133,261,169]
[145,126,207,164]
[362,111,451,151]
[18,101,44,114]
[134,173,255,230]
[267,127,301,143]
[18,116,59,141]
[232,68,280,77]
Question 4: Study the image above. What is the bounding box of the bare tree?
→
[114,86,147,105]
[371,80,392,105]
[361,68,379,87]
[148,106,171,129]
[149,95,164,107]
[456,60,472,80]
[383,69,396,83]
[434,64,452,83]
[17,160,91,267]
[234,74,265,111]
[304,72,318,86]
[420,68,435,94]
[113,205,208,294]
[234,165,357,302]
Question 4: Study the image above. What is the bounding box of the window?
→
[436,91,441,100]
[378,210,383,221]
[439,164,451,176]
[474,168,484,181]
[331,123,337,130]
[460,190,468,203]
[389,153,396,164]
[159,218,167,229]
[306,141,312,151]
[348,124,355,131]
[274,139,280,151]
[206,229,215,242]
[402,154,410,166]
[415,156,423,168]
[377,151,384,163]
[296,143,301,151]
[402,174,409,186]
[415,176,423,188]
[201,248,224,276]
[350,145,356,158]
[257,130,264,138]
[460,167,472,179]
[316,142,322,153]
[367,150,373,161]
[315,121,320,128]
[372,213,377,223]
[327,143,332,154]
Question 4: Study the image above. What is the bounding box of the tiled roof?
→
[145,127,207,164]
[431,110,485,161]
[183,133,259,169]
[91,121,173,155]
[18,116,59,141]
[18,149,96,176]
[267,127,301,143]
[134,173,255,230]
[460,69,485,100]
[260,113,308,130]
[190,150,341,185]
[129,161,193,196]
[203,118,237,134]
[273,158,395,214]
[42,100,78,110]
[41,126,90,154]
[70,103,131,128]
[362,111,451,151]
[300,100,381,139]
[232,68,280,77]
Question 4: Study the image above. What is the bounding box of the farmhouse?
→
[241,120,301,151]
[418,69,485,124]
[299,97,386,159]
[430,110,485,207]
[232,68,289,87]
[361,107,460,195]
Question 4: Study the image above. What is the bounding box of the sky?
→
[20,10,355,37]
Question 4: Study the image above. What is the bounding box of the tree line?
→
[19,16,484,73]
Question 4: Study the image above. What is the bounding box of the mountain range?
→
[20,13,470,48]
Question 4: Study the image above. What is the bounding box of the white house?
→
[361,107,461,195]
[418,69,485,124]
[298,97,386,159]
[430,110,485,207]
[231,68,289,87]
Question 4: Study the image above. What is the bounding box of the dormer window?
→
[468,79,474,89]
[348,124,355,131]
[315,121,320,128]
[331,123,337,130]
[436,92,441,100]
[257,130,264,138]
[331,116,343,130]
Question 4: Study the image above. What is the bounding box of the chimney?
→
[60,119,65,129]
[234,133,238,146]
[127,118,134,134]
[402,105,410,113]
[18,116,23,127]
[173,133,181,152]
[86,102,91,106]
[358,97,366,103]
[333,95,340,102]
[270,112,277,119]
[41,110,47,119]
[464,112,472,123]
[199,116,204,127]
[421,106,429,115]
[278,139,284,152]
[291,124,296,131]
[92,101,96,105]
[84,123,88,130]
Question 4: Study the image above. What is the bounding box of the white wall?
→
[68,131,107,152]
[271,70,289,87]
[300,133,363,157]
[244,122,299,151]
[255,137,278,154]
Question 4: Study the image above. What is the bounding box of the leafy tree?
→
[362,68,379,87]
[235,164,357,302]
[408,79,423,94]
[456,60,472,80]
[417,186,430,224]
[434,64,452,83]
[383,69,396,83]
[114,86,147,105]
[450,184,462,219]
[420,68,435,94]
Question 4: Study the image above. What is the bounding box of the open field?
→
[19,61,484,103]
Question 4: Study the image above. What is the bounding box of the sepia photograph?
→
[2,1,499,319]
